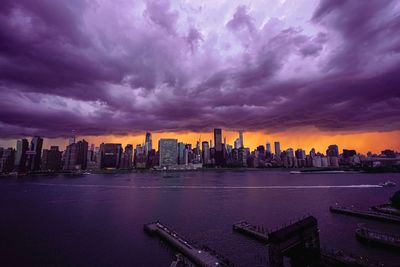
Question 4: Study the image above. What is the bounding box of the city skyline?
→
[1,129,399,155]
[2,128,399,174]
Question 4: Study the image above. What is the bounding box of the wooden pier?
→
[232,221,269,243]
[371,204,400,216]
[356,226,400,250]
[320,249,383,267]
[144,221,232,267]
[329,206,400,224]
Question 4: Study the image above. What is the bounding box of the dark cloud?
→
[226,5,255,33]
[0,0,400,139]
[144,0,179,35]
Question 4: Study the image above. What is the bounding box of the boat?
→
[82,171,91,175]
[379,181,396,187]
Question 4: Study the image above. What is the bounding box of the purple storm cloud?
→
[0,0,400,138]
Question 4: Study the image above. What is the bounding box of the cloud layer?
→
[1,0,400,138]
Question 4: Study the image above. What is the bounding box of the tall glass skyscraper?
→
[214,128,224,166]
[145,132,152,155]
[274,141,281,157]
[27,136,43,171]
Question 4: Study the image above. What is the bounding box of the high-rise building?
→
[178,142,186,165]
[63,143,78,171]
[0,148,15,173]
[41,146,62,171]
[134,144,146,168]
[266,142,271,153]
[238,147,247,167]
[295,149,306,159]
[193,141,201,163]
[159,139,178,167]
[26,136,43,172]
[381,149,396,158]
[257,145,265,155]
[214,128,224,166]
[63,140,88,171]
[147,149,158,168]
[214,128,222,151]
[234,138,241,149]
[274,141,281,157]
[145,132,152,155]
[326,145,339,167]
[77,140,88,170]
[120,144,133,169]
[100,143,122,169]
[342,149,356,158]
[326,145,339,157]
[86,144,99,170]
[202,141,210,164]
[14,139,29,172]
[239,130,244,148]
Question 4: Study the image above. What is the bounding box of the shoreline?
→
[2,166,399,178]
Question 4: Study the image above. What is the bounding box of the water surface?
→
[1,170,399,266]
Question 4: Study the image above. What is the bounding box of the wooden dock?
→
[329,206,400,224]
[371,204,400,216]
[144,221,232,267]
[356,226,400,250]
[320,249,383,267]
[232,221,269,243]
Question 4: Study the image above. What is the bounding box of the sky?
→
[0,0,400,153]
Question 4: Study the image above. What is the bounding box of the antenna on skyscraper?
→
[68,129,76,145]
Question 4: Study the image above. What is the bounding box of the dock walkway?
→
[232,221,269,243]
[144,221,231,267]
[329,206,400,224]
[356,226,400,250]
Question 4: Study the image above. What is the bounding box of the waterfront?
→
[1,171,400,266]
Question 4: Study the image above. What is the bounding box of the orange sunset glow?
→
[26,129,399,155]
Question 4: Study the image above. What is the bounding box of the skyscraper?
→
[326,145,339,157]
[274,141,281,157]
[121,144,133,169]
[41,146,62,171]
[27,136,43,172]
[202,141,210,164]
[63,140,88,171]
[178,142,186,165]
[266,142,271,153]
[134,144,146,168]
[100,143,122,169]
[326,144,339,167]
[0,148,15,173]
[76,140,88,170]
[239,130,244,148]
[295,149,306,159]
[145,132,152,155]
[310,148,316,158]
[191,141,201,163]
[214,128,224,166]
[234,138,241,149]
[159,139,178,167]
[14,139,29,172]
[214,128,222,151]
